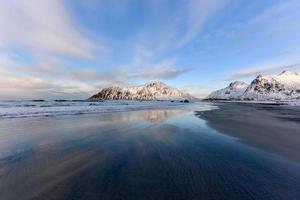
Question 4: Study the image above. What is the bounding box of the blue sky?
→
[0,0,300,99]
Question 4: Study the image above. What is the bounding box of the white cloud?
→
[25,57,188,84]
[0,53,100,99]
[0,72,89,99]
[130,58,190,80]
[249,0,300,25]
[247,0,300,38]
[176,0,227,47]
[0,0,94,59]
[130,0,228,71]
[228,62,300,80]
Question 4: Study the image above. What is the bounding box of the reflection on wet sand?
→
[104,109,184,124]
[1,107,300,200]
[0,109,187,200]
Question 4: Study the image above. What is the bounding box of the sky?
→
[0,0,300,99]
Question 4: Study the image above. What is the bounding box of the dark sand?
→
[196,103,300,163]
[0,104,300,200]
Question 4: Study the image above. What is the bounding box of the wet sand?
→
[196,103,300,163]
[0,105,300,200]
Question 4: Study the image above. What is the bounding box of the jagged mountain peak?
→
[256,74,264,79]
[237,70,300,100]
[89,81,194,101]
[147,80,166,85]
[145,80,168,88]
[207,70,300,101]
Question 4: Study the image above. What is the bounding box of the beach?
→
[196,102,300,163]
[0,102,300,199]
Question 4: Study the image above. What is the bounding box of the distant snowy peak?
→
[241,70,300,100]
[207,70,300,101]
[207,81,248,100]
[89,81,194,101]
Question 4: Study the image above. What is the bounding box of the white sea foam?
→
[0,100,190,119]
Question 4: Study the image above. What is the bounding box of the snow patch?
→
[89,81,195,101]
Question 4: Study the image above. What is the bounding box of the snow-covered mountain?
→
[206,70,300,101]
[241,71,300,100]
[89,81,194,101]
[206,81,249,100]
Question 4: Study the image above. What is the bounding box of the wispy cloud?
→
[176,0,227,47]
[228,62,300,80]
[249,0,300,26]
[126,0,227,85]
[0,54,90,99]
[130,59,191,80]
[0,72,89,99]
[0,0,95,59]
[26,58,189,83]
[247,0,300,39]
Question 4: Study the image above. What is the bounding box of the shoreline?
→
[0,100,192,120]
[203,99,300,106]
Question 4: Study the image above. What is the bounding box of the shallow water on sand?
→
[0,103,300,200]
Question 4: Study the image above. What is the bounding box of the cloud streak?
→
[0,53,190,99]
[0,0,94,59]
[228,62,300,80]
[176,0,227,47]
[26,59,189,83]
[0,72,89,99]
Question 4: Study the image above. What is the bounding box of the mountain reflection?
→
[98,109,184,124]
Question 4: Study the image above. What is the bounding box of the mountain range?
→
[89,81,194,101]
[207,70,300,101]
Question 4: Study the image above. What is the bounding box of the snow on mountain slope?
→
[206,70,300,101]
[89,81,194,101]
[273,71,300,90]
[206,81,249,100]
[241,71,300,100]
